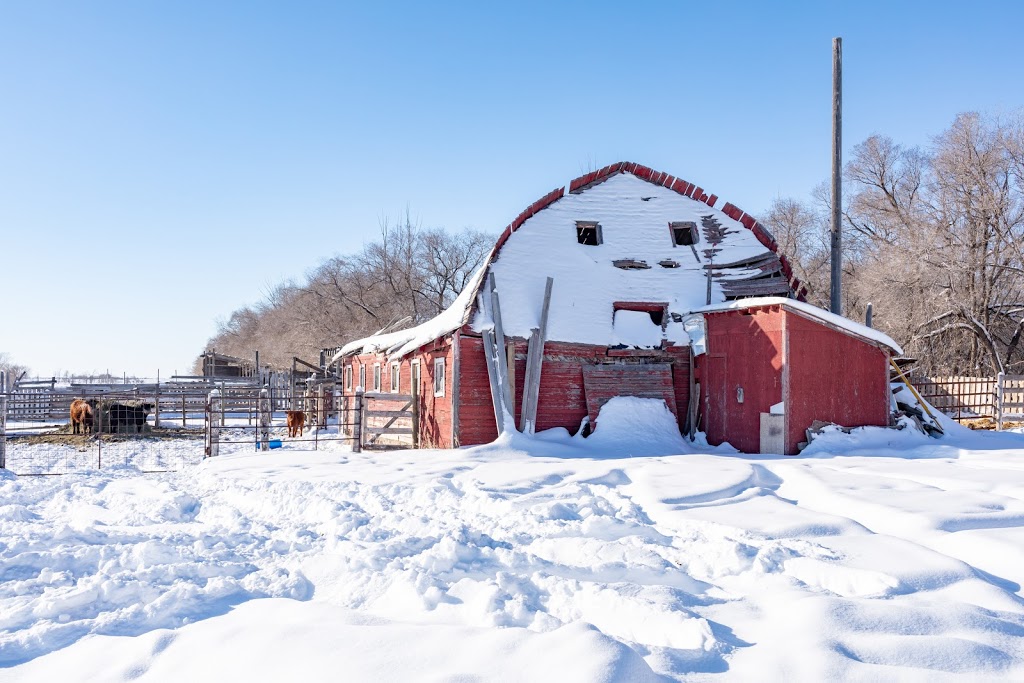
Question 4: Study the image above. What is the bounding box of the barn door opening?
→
[582,363,678,433]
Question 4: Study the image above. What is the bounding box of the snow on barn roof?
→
[695,297,903,354]
[335,265,487,359]
[335,162,808,361]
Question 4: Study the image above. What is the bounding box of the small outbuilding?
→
[332,162,901,454]
[691,297,899,454]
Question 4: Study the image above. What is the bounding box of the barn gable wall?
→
[456,335,690,446]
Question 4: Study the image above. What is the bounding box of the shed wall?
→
[785,313,890,452]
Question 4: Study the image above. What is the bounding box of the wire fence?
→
[1,376,421,475]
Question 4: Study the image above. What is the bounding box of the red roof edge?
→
[471,160,802,341]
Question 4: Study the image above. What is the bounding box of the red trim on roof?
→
[468,160,804,342]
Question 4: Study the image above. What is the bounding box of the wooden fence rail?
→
[908,372,1023,428]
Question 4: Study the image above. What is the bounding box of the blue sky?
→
[2,1,1022,377]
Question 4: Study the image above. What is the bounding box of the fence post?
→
[411,381,419,449]
[305,383,315,429]
[182,394,187,428]
[259,385,271,451]
[154,385,160,429]
[353,388,363,453]
[314,390,319,451]
[318,383,327,430]
[206,388,221,458]
[334,386,342,436]
[997,371,1005,431]
[1,371,7,471]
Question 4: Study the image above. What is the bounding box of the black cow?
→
[107,402,155,433]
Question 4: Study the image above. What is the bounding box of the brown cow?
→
[70,398,99,435]
[286,410,305,438]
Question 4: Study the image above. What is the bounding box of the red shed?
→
[693,298,899,455]
[331,162,899,454]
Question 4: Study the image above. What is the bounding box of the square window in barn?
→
[390,362,400,393]
[670,221,698,246]
[434,357,446,397]
[358,364,366,392]
[612,302,668,348]
[345,365,352,391]
[373,364,381,392]
[576,221,602,246]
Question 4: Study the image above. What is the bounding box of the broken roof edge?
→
[692,297,903,355]
[331,264,488,363]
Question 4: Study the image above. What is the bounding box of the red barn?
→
[333,162,901,454]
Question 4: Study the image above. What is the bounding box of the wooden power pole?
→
[830,37,843,315]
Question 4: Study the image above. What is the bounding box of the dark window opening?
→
[670,221,698,246]
[613,301,669,328]
[576,221,602,246]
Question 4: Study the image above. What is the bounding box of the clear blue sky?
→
[2,1,1022,377]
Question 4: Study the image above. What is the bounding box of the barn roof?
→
[335,161,807,361]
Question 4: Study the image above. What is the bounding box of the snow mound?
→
[586,396,689,457]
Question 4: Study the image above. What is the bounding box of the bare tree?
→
[762,112,1024,376]
[197,222,492,369]
[0,352,28,390]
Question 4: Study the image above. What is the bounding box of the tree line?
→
[764,111,1024,377]
[197,217,492,370]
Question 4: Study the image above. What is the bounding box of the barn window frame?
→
[433,357,446,397]
[373,363,381,392]
[575,220,603,246]
[669,221,698,247]
[390,361,400,393]
[344,364,352,391]
[410,359,421,395]
[358,364,366,392]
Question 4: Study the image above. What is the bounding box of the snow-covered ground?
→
[2,399,1024,681]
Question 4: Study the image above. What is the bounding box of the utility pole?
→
[830,37,843,315]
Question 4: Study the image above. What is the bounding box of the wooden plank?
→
[452,331,461,447]
[365,410,413,418]
[481,325,505,434]
[520,277,553,433]
[364,392,413,401]
[488,273,514,416]
[365,427,414,435]
[506,341,516,420]
[411,382,419,449]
